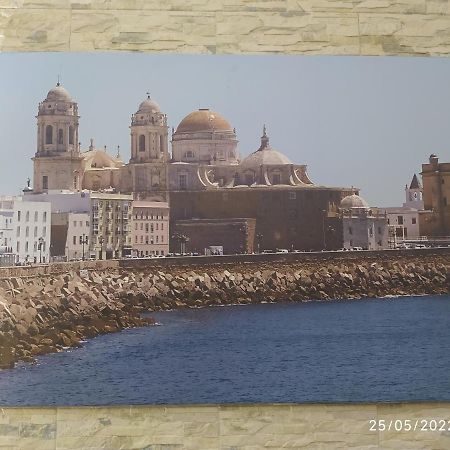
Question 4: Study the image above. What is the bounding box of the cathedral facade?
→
[32,83,357,251]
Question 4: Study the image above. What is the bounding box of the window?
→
[156,223,159,231]
[348,227,353,235]
[145,223,149,232]
[26,211,29,222]
[404,228,408,238]
[135,223,138,230]
[179,174,187,190]
[69,126,74,145]
[17,211,21,221]
[16,226,20,237]
[34,211,38,222]
[272,173,281,185]
[58,129,64,145]
[150,224,154,233]
[161,223,164,230]
[45,125,53,144]
[412,217,417,225]
[378,227,382,234]
[135,236,138,243]
[16,242,19,252]
[42,176,48,190]
[139,135,146,152]
[184,150,194,158]
[34,226,37,237]
[369,227,373,237]
[156,236,159,243]
[25,242,28,252]
[289,191,296,200]
[245,174,254,186]
[86,221,89,227]
[73,221,77,227]
[43,226,46,236]
[161,235,163,243]
[73,236,76,245]
[43,212,47,222]
[397,216,403,225]
[79,236,83,244]
[25,226,29,237]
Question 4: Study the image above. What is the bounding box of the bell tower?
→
[404,173,424,209]
[121,94,169,201]
[33,83,83,192]
[130,94,169,163]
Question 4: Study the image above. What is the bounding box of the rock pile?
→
[0,255,449,368]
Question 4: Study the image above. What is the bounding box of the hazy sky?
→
[1,52,450,206]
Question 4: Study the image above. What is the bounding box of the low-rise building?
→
[131,201,169,256]
[340,194,388,250]
[12,197,51,264]
[379,174,423,244]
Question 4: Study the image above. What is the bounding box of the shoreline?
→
[1,251,449,369]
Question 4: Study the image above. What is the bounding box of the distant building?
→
[379,174,423,243]
[0,197,14,253]
[24,190,91,261]
[8,197,52,264]
[131,201,169,257]
[90,193,132,260]
[340,194,388,250]
[420,154,450,236]
[171,218,256,255]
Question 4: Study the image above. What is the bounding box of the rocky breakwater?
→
[0,269,154,369]
[0,253,449,368]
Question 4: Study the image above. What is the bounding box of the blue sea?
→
[1,295,449,406]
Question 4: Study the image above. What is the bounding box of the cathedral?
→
[32,83,357,252]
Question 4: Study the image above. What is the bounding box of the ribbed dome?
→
[240,126,292,168]
[45,83,73,102]
[176,109,233,133]
[137,96,160,113]
[340,194,369,209]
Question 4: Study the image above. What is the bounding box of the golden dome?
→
[176,109,233,133]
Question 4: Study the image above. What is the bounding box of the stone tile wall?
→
[1,1,450,55]
[1,403,450,449]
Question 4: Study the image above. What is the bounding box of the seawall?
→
[1,249,449,368]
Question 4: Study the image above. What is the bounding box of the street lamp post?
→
[38,237,44,264]
[99,235,104,260]
[256,232,263,253]
[322,210,327,250]
[81,234,88,261]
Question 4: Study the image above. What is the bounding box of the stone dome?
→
[137,96,161,113]
[240,126,292,168]
[176,109,233,133]
[45,83,73,102]
[340,193,369,209]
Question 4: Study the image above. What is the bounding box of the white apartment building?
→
[131,201,169,257]
[0,197,14,252]
[24,190,91,261]
[13,197,51,264]
[378,174,423,242]
[65,212,90,260]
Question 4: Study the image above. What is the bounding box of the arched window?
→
[45,125,53,144]
[69,126,74,144]
[160,135,164,153]
[58,129,64,145]
[139,135,145,152]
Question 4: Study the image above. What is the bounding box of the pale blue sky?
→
[1,52,450,206]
